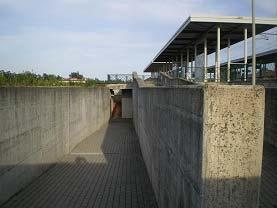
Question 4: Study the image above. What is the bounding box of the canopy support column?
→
[180,52,184,78]
[194,45,197,80]
[244,28,248,82]
[186,48,190,80]
[204,38,208,82]
[170,59,174,72]
[227,38,231,82]
[216,26,221,82]
[176,55,179,77]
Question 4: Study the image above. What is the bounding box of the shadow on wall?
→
[260,142,277,208]
[111,100,122,118]
[264,87,277,148]
[0,119,158,208]
[0,87,111,205]
[1,119,276,208]
[132,80,268,208]
[158,176,263,208]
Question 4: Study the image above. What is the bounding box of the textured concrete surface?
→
[203,84,265,208]
[0,87,111,205]
[1,119,158,208]
[133,74,265,208]
[133,83,204,208]
[260,143,277,208]
[264,87,277,148]
[106,84,131,95]
[122,98,133,118]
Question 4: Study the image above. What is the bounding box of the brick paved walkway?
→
[3,118,276,208]
[2,119,158,208]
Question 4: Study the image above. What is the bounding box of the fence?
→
[107,74,151,83]
[161,63,277,84]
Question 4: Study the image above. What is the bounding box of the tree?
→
[0,70,106,87]
[69,71,84,79]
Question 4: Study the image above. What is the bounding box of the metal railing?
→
[160,64,277,85]
[107,74,151,83]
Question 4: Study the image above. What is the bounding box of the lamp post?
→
[252,0,256,85]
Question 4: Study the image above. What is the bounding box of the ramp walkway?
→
[1,118,276,208]
[1,119,158,208]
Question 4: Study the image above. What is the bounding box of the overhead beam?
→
[186,24,216,48]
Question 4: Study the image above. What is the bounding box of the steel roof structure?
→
[145,16,277,72]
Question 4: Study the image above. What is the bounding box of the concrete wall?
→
[202,85,264,208]
[264,87,277,148]
[0,87,110,205]
[133,75,265,208]
[122,97,133,118]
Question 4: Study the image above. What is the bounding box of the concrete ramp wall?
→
[264,87,277,147]
[0,87,111,205]
[133,75,265,208]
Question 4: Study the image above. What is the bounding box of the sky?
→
[0,0,276,79]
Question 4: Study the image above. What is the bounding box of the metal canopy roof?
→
[144,16,277,72]
[144,62,167,72]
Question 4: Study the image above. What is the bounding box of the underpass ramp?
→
[2,119,157,208]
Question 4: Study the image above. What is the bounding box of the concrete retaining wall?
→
[264,87,277,148]
[202,85,264,208]
[0,87,110,204]
[133,75,265,208]
[122,97,133,118]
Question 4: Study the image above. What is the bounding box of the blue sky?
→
[0,0,276,79]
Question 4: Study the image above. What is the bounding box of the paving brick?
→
[1,119,157,208]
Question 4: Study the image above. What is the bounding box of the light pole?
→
[252,0,256,85]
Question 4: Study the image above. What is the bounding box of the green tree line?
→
[0,70,107,87]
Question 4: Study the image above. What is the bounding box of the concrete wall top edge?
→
[0,86,107,89]
[203,84,265,90]
[136,84,265,91]
[134,75,265,91]
[137,84,202,89]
